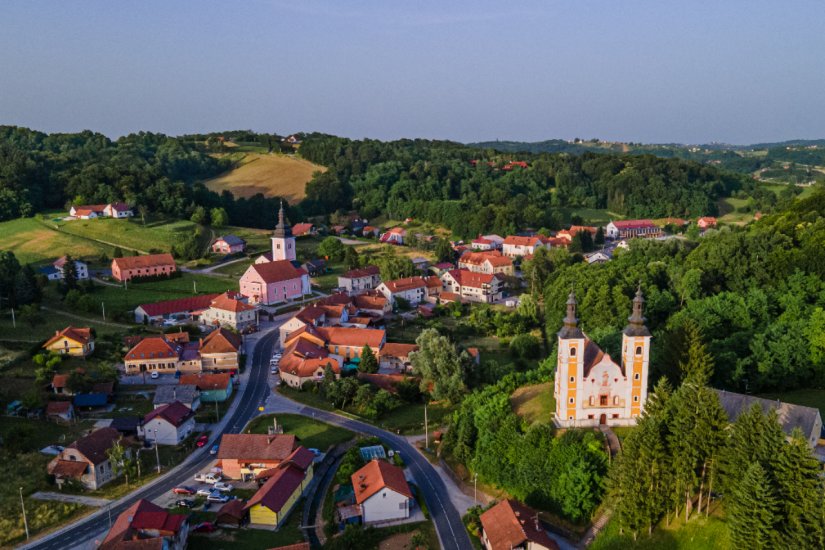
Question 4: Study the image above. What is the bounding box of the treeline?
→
[0,126,298,228]
[299,134,748,238]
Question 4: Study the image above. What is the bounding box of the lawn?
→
[188,498,305,549]
[245,413,354,450]
[203,152,325,202]
[0,417,97,452]
[0,217,112,264]
[590,504,731,550]
[0,307,126,343]
[53,216,199,254]
[756,388,825,419]
[510,382,555,425]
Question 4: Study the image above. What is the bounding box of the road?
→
[22,328,279,550]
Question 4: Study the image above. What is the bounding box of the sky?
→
[1,0,824,145]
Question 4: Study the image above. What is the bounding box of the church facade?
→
[553,288,651,428]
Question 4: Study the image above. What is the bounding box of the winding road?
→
[23,323,471,550]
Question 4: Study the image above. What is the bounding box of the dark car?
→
[193,521,217,533]
[172,486,196,495]
[175,499,195,509]
[195,434,209,447]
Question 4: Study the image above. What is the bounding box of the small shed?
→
[216,499,248,528]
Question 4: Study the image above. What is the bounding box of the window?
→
[589,396,594,406]
[634,373,640,380]
[612,414,620,419]
[568,397,574,404]
[587,414,594,419]
[569,416,574,420]
[635,346,642,355]
[613,396,620,405]
[569,376,575,383]
[634,396,639,402]
[570,347,577,357]
[599,395,608,406]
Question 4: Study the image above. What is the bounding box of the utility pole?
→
[19,487,29,540]
[473,473,478,506]
[424,402,429,450]
[153,430,161,473]
[101,302,106,321]
[11,308,15,329]
[193,280,197,294]
[214,399,220,423]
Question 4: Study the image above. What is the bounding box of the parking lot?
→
[154,460,259,510]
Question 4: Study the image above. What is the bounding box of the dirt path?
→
[41,305,132,328]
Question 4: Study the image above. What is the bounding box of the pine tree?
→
[62,254,78,290]
[772,430,825,548]
[113,247,123,258]
[678,322,713,385]
[359,345,379,373]
[594,226,605,246]
[718,404,784,496]
[14,265,40,305]
[728,462,779,550]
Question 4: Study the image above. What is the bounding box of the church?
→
[553,287,651,428]
[239,203,310,305]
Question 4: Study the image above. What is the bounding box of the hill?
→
[203,153,326,202]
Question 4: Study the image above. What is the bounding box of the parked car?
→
[210,444,219,455]
[308,448,322,457]
[195,434,209,447]
[213,481,233,492]
[150,371,159,379]
[172,486,196,495]
[196,487,213,497]
[270,366,278,374]
[194,472,221,484]
[193,521,217,533]
[175,499,196,508]
[207,492,230,503]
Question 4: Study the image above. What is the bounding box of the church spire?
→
[273,200,292,239]
[558,288,584,339]
[624,284,651,336]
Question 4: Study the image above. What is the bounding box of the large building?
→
[122,330,240,375]
[440,269,503,304]
[112,253,177,282]
[553,288,650,428]
[337,265,381,295]
[376,276,441,307]
[134,294,220,324]
[605,220,662,240]
[501,235,551,258]
[457,251,514,277]
[240,260,310,306]
[217,433,299,480]
[199,291,258,330]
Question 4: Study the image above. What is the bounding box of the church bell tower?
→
[555,290,585,425]
[621,285,651,419]
[271,201,296,262]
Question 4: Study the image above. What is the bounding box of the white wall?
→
[141,417,195,445]
[362,488,411,523]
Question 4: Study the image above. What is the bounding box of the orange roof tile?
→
[43,326,93,348]
[210,292,256,313]
[352,460,412,504]
[179,373,231,391]
[480,499,559,550]
[200,327,241,354]
[248,260,306,284]
[217,434,297,461]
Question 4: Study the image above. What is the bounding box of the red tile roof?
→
[459,251,512,268]
[480,499,559,550]
[43,326,93,348]
[245,463,307,513]
[46,401,72,415]
[247,260,307,283]
[292,223,314,237]
[445,269,498,289]
[210,292,256,313]
[49,459,88,478]
[124,337,178,361]
[342,265,380,279]
[217,434,298,461]
[143,401,194,427]
[316,326,385,348]
[503,235,545,247]
[137,294,218,318]
[267,543,310,550]
[113,253,176,271]
[200,327,241,354]
[380,343,418,359]
[66,427,121,465]
[100,499,187,550]
[609,219,656,229]
[179,372,231,391]
[352,460,412,503]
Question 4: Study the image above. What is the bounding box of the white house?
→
[440,269,503,304]
[376,276,441,307]
[139,402,195,445]
[103,202,134,218]
[352,460,413,524]
[338,265,381,295]
[199,292,258,330]
[501,235,551,258]
[379,227,406,245]
[53,257,89,280]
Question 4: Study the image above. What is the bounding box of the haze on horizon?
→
[1,0,823,145]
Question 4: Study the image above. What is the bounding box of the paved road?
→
[21,328,279,550]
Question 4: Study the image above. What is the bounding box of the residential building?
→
[245,447,315,527]
[216,434,299,480]
[200,291,258,330]
[303,258,327,276]
[440,269,503,303]
[338,265,381,295]
[69,204,106,219]
[153,384,201,410]
[292,222,315,237]
[471,236,496,251]
[47,427,126,490]
[112,253,177,282]
[697,216,718,230]
[103,202,133,218]
[584,251,611,264]
[502,236,551,258]
[379,343,418,372]
[239,260,310,305]
[376,276,441,307]
[212,235,247,254]
[458,251,515,276]
[362,225,380,238]
[139,401,196,445]
[43,326,95,357]
[51,373,73,395]
[554,288,650,428]
[605,220,662,240]
[352,460,413,524]
[352,292,391,317]
[200,327,242,371]
[379,227,405,245]
[179,373,233,402]
[45,401,75,423]
[278,337,342,388]
[123,336,196,375]
[555,226,598,242]
[714,390,823,449]
[134,294,220,324]
[99,499,189,550]
[479,499,559,550]
[52,256,89,280]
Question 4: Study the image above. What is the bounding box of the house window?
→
[613,396,620,405]
[568,397,574,404]
[569,376,575,383]
[634,396,639,402]
[599,395,608,406]
[635,346,642,355]
[589,396,594,406]
[634,373,640,380]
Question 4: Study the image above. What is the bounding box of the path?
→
[40,305,132,328]
[577,425,623,548]
[182,254,250,274]
[31,492,112,507]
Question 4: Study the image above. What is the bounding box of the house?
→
[110,417,141,438]
[352,292,391,317]
[179,373,233,402]
[338,265,381,295]
[153,384,201,410]
[411,257,430,272]
[376,276,441,307]
[362,225,380,238]
[123,336,190,375]
[47,427,126,490]
[502,236,551,258]
[99,499,189,550]
[245,447,315,527]
[216,499,248,528]
[458,251,514,277]
[479,499,559,550]
[69,204,107,219]
[441,269,503,304]
[112,253,177,282]
[379,227,406,245]
[212,235,247,254]
[52,256,89,280]
[51,373,73,395]
[697,216,718,230]
[139,401,196,445]
[200,327,242,371]
[291,222,315,238]
[713,390,823,449]
[43,326,95,357]
[554,288,651,428]
[217,434,299,480]
[605,220,661,240]
[103,202,133,218]
[303,258,327,277]
[352,460,413,524]
[46,401,75,423]
[38,265,62,281]
[134,294,220,324]
[239,260,310,306]
[379,343,418,372]
[555,226,598,242]
[200,291,258,330]
[584,251,612,264]
[471,236,496,251]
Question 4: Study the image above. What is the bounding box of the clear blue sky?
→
[1,0,823,144]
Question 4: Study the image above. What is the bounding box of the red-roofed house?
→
[605,220,661,240]
[43,326,95,357]
[502,236,551,258]
[139,401,195,445]
[479,499,559,550]
[217,434,299,480]
[239,260,310,305]
[47,427,126,490]
[134,294,219,324]
[697,216,718,230]
[352,460,413,523]
[123,336,185,375]
[112,253,177,282]
[556,225,598,242]
[337,265,381,295]
[69,204,107,219]
[379,343,418,372]
[376,276,441,307]
[200,291,258,330]
[441,269,503,303]
[458,251,514,276]
[379,227,405,245]
[245,447,315,527]
[46,401,75,423]
[99,499,189,550]
[199,327,242,371]
[291,223,316,237]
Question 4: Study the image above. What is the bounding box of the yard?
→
[510,382,555,425]
[0,307,127,344]
[53,216,199,254]
[188,498,305,549]
[0,217,111,264]
[245,413,355,450]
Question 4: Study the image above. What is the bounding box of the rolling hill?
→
[203,152,326,202]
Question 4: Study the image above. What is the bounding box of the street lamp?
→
[19,487,29,540]
[473,473,478,506]
[153,429,161,473]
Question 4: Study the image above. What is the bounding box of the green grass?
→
[245,413,355,450]
[54,216,199,254]
[557,207,619,225]
[0,417,97,452]
[590,505,731,550]
[756,388,825,419]
[0,217,112,264]
[188,498,305,549]
[0,307,126,343]
[510,382,555,425]
[211,257,255,277]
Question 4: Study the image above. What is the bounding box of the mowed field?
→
[203,153,326,201]
[54,216,198,254]
[0,217,112,264]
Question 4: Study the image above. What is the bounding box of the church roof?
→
[273,202,292,239]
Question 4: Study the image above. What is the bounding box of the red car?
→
[196,435,209,447]
[193,522,217,533]
[172,486,196,495]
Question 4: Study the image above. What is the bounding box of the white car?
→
[194,472,221,484]
[196,487,213,497]
[207,492,230,503]
[213,482,234,492]
[271,366,279,374]
[150,371,159,380]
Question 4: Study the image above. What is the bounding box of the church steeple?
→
[623,284,651,336]
[273,201,292,239]
[558,289,584,339]
[270,201,296,262]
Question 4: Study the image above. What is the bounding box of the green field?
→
[0,217,112,264]
[0,307,127,343]
[189,499,304,549]
[510,382,555,425]
[53,216,199,254]
[590,506,731,550]
[245,413,355,450]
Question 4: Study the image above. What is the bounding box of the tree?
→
[375,248,415,281]
[343,246,360,270]
[727,462,779,550]
[14,265,40,305]
[409,329,468,403]
[106,438,135,487]
[113,246,123,258]
[509,333,541,360]
[18,303,43,327]
[138,205,148,226]
[359,345,379,374]
[317,236,346,261]
[772,430,825,548]
[434,238,454,263]
[190,205,208,225]
[61,254,78,291]
[594,226,605,246]
[0,250,22,306]
[210,207,228,228]
[678,322,713,385]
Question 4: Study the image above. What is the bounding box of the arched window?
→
[613,395,620,405]
[569,376,575,383]
[570,347,577,357]
[635,346,643,356]
[589,396,594,406]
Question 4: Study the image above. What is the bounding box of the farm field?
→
[0,217,112,264]
[245,413,355,450]
[203,152,325,202]
[53,216,199,254]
